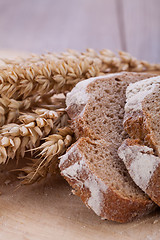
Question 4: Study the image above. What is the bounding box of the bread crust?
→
[147,165,160,206]
[118,138,160,207]
[123,107,160,153]
[60,138,156,223]
[123,111,144,139]
[123,76,160,155]
[59,72,157,223]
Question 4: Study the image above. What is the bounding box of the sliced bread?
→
[123,76,160,156]
[59,72,157,223]
[118,139,160,207]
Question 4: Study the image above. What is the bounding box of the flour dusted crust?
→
[60,138,155,223]
[66,73,123,115]
[121,76,160,207]
[125,76,160,113]
[66,75,107,109]
[123,76,160,144]
[118,139,160,206]
[66,73,123,121]
[59,72,157,223]
[60,139,108,217]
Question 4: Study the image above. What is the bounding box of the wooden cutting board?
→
[0,50,160,240]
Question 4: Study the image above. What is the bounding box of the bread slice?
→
[118,139,160,207]
[59,72,157,223]
[123,76,160,156]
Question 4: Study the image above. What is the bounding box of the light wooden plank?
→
[0,0,121,53]
[122,0,160,62]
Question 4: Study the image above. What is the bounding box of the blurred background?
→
[0,0,159,62]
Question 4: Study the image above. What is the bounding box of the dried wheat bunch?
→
[0,96,40,126]
[0,108,69,164]
[19,127,73,185]
[1,49,160,100]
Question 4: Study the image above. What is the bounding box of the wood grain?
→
[0,0,121,53]
[0,166,160,240]
[122,0,160,62]
[0,0,159,62]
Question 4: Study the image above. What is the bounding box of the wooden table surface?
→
[0,0,159,62]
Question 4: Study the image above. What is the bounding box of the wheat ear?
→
[1,49,160,100]
[0,96,40,126]
[20,127,73,184]
[2,49,160,72]
[0,57,100,99]
[0,108,68,164]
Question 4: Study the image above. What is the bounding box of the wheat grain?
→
[2,49,160,72]
[0,96,37,126]
[20,127,74,184]
[1,49,160,100]
[0,108,69,164]
[0,90,66,127]
[0,58,99,99]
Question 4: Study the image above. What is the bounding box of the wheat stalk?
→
[19,127,73,184]
[37,93,66,110]
[1,49,160,100]
[0,108,69,164]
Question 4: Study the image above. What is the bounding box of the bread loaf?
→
[59,72,157,223]
[118,76,160,207]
